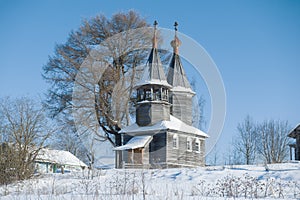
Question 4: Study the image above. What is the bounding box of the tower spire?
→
[152,20,158,49]
[167,21,195,125]
[171,21,181,55]
[134,20,171,89]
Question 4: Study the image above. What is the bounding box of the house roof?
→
[288,124,300,138]
[119,115,208,138]
[113,135,152,150]
[35,148,87,167]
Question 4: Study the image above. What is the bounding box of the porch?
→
[114,135,152,169]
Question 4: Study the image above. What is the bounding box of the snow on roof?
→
[113,135,152,151]
[120,115,208,138]
[134,79,172,89]
[170,86,196,94]
[36,148,87,167]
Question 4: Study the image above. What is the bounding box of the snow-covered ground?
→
[1,162,300,199]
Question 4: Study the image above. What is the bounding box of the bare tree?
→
[42,11,162,167]
[0,97,53,184]
[234,115,257,165]
[190,78,206,130]
[207,145,218,166]
[50,124,88,163]
[43,11,173,168]
[234,116,291,165]
[257,119,290,164]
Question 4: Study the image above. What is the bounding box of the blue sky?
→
[1,0,300,162]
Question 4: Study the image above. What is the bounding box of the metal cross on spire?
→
[174,21,178,31]
[154,20,158,29]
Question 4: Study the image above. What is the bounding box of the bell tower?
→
[167,22,195,125]
[135,21,172,126]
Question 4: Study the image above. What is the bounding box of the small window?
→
[194,139,201,153]
[137,89,145,101]
[187,137,192,152]
[173,134,179,149]
[153,89,161,100]
[145,90,152,100]
[162,88,168,101]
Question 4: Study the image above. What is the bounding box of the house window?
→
[194,139,201,153]
[173,134,179,149]
[187,137,192,152]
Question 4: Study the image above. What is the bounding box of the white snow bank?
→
[1,162,299,199]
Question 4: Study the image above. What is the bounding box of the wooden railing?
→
[122,163,150,169]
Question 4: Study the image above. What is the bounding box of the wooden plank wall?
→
[166,131,205,167]
[136,102,170,126]
[149,132,167,168]
[170,93,193,126]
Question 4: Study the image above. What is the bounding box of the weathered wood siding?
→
[121,135,133,166]
[166,131,205,167]
[143,144,150,165]
[136,102,170,126]
[170,92,193,126]
[120,134,151,168]
[121,131,206,168]
[149,132,167,168]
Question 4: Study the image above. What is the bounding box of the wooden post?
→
[150,87,153,100]
[290,145,293,160]
[295,132,300,160]
[131,149,134,164]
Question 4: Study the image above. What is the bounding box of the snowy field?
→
[1,162,300,200]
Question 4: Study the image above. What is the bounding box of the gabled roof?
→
[119,115,208,138]
[288,124,300,138]
[35,148,87,167]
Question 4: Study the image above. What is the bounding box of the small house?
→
[35,148,87,173]
[288,124,300,161]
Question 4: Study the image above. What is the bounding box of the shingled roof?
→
[135,21,171,89]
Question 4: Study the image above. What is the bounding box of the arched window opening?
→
[136,86,169,102]
[145,89,152,100]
